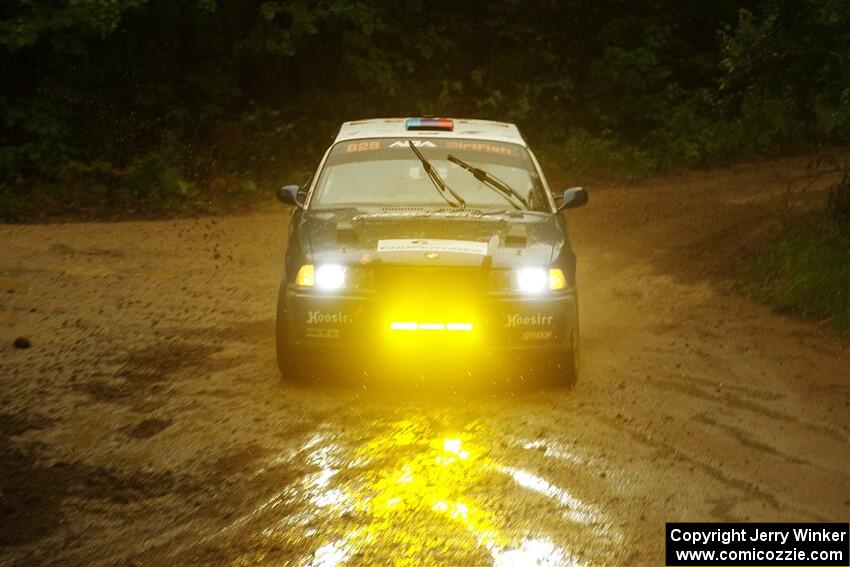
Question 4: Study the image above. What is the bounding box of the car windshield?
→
[309,138,551,211]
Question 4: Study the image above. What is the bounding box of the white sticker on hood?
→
[377,239,488,255]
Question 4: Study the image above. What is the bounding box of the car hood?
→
[295,208,563,268]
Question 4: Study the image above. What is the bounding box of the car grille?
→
[374,266,484,335]
[376,266,484,298]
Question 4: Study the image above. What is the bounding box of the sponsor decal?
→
[446,140,513,155]
[377,239,488,255]
[306,328,340,339]
[388,140,437,148]
[341,139,514,154]
[306,310,351,325]
[505,313,554,328]
[345,141,381,153]
[523,330,554,341]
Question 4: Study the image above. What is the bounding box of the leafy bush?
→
[745,217,850,331]
[540,131,659,182]
[745,167,850,332]
[825,170,850,224]
[122,145,183,211]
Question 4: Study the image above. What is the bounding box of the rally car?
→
[275,117,588,383]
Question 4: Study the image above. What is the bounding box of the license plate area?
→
[293,296,367,342]
[491,300,565,345]
[377,266,483,335]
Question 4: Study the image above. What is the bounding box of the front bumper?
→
[282,285,578,353]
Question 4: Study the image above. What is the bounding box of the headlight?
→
[516,268,548,293]
[295,264,346,290]
[513,267,567,293]
[316,264,346,290]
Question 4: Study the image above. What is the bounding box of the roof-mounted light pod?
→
[405,118,454,131]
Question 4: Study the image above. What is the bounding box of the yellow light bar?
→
[389,322,474,332]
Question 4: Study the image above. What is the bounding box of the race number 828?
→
[346,141,380,152]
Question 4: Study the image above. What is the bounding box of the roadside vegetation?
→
[742,161,850,331]
[2,0,849,220]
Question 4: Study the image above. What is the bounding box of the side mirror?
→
[277,185,303,208]
[557,187,588,212]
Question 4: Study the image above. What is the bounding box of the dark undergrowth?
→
[742,169,850,332]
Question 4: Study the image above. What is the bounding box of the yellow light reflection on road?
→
[296,419,606,566]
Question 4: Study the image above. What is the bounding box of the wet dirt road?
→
[1,157,848,566]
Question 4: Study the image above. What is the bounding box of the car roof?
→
[334,118,527,147]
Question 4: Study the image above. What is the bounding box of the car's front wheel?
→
[558,326,579,385]
[276,284,302,383]
[556,301,579,385]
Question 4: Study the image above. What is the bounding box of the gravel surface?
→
[1,156,848,566]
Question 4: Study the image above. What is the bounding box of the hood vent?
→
[504,224,527,246]
[379,206,428,213]
[336,221,358,244]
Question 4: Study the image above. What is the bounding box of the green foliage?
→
[0,0,146,51]
[745,216,850,331]
[825,170,850,224]
[745,168,850,332]
[0,88,74,179]
[540,131,659,182]
[0,0,848,219]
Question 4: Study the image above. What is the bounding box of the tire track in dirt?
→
[645,375,847,443]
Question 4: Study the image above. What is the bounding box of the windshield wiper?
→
[408,141,466,208]
[447,154,528,210]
